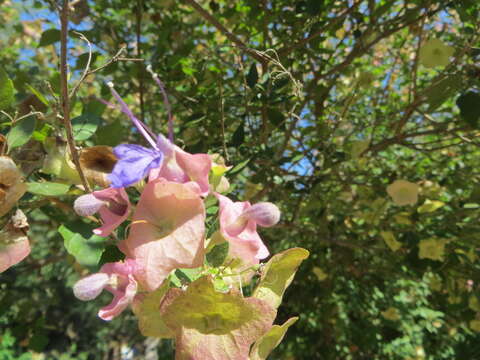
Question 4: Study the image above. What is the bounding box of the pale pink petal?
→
[120,179,205,291]
[92,188,131,236]
[98,274,137,321]
[149,137,212,197]
[0,238,30,273]
[216,193,250,237]
[100,258,138,277]
[73,259,138,321]
[73,273,110,301]
[175,149,212,197]
[230,222,269,263]
[215,194,270,264]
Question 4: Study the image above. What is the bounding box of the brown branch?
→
[60,0,91,192]
[181,0,267,64]
[69,31,92,99]
[277,1,361,56]
[321,6,443,80]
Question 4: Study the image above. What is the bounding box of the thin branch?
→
[181,0,268,64]
[69,31,92,98]
[277,1,361,56]
[59,0,91,192]
[218,79,228,161]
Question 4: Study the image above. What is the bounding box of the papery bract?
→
[0,211,30,273]
[119,178,205,291]
[149,135,212,197]
[0,156,27,217]
[386,180,419,206]
[74,187,130,236]
[216,194,280,264]
[159,276,276,360]
[73,259,138,321]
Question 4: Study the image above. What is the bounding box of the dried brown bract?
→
[0,156,27,217]
[80,146,117,188]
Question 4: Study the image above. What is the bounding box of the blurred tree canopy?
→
[1,0,480,359]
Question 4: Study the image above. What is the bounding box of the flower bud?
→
[73,273,110,301]
[242,202,281,228]
[74,194,105,217]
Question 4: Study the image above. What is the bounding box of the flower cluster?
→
[72,84,280,320]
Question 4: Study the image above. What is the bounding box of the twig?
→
[88,48,144,75]
[59,0,91,192]
[277,1,361,56]
[0,110,14,122]
[218,79,228,161]
[181,0,268,64]
[409,17,426,102]
[69,31,92,99]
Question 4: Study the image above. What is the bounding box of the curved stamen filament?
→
[107,82,158,150]
[146,65,174,143]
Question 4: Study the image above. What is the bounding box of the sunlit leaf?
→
[27,182,70,196]
[0,67,15,111]
[253,248,309,309]
[250,317,298,360]
[7,115,36,149]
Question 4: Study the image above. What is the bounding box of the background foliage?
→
[1,0,480,359]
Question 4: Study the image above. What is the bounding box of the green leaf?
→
[306,0,322,15]
[246,63,259,88]
[25,84,49,106]
[206,242,229,267]
[0,67,15,111]
[96,118,126,146]
[228,157,250,175]
[98,245,125,266]
[231,122,245,147]
[253,247,309,309]
[59,225,105,267]
[132,281,173,338]
[27,182,70,196]
[457,91,480,127]
[7,115,36,149]
[426,74,463,112]
[175,267,203,284]
[417,199,445,214]
[38,29,61,47]
[250,317,298,360]
[267,108,285,128]
[71,113,100,141]
[75,52,99,70]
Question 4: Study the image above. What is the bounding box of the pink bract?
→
[0,237,30,273]
[216,194,280,265]
[119,178,205,292]
[74,187,131,237]
[149,135,212,197]
[73,259,138,321]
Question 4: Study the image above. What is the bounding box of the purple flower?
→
[105,82,166,188]
[108,144,163,188]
